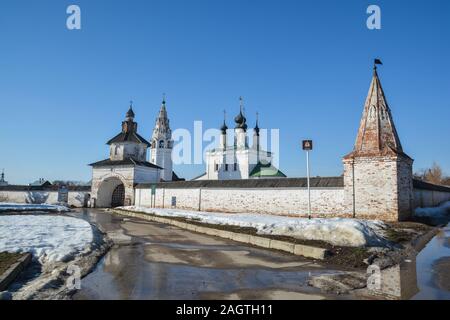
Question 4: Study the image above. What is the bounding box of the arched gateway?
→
[94,176,129,208]
[89,103,162,208]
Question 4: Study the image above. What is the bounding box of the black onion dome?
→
[254,122,260,134]
[234,111,245,124]
[220,121,228,133]
[234,111,247,129]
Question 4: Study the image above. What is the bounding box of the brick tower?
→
[343,62,414,221]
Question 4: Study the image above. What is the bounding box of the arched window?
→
[159,140,165,148]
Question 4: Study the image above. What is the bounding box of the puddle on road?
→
[71,209,330,300]
[74,244,324,300]
[71,209,450,300]
[410,223,450,299]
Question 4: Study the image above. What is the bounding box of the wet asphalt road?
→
[69,209,340,300]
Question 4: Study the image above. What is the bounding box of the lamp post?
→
[302,140,313,219]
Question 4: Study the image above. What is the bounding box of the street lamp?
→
[302,140,313,219]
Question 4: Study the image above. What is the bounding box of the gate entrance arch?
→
[96,176,128,208]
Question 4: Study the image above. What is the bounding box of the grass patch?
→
[0,252,24,275]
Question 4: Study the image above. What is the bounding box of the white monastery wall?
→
[0,190,89,207]
[413,189,450,208]
[135,187,345,217]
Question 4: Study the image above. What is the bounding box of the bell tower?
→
[150,96,174,181]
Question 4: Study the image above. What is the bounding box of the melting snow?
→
[0,215,93,263]
[119,206,388,247]
[415,201,450,218]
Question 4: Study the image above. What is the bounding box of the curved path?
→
[70,209,342,300]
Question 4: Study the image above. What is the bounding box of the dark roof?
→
[106,132,151,146]
[29,180,52,187]
[89,158,162,169]
[172,171,185,182]
[413,179,450,193]
[136,176,344,189]
[249,162,287,178]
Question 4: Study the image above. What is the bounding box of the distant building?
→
[29,178,52,187]
[0,169,8,186]
[195,97,285,180]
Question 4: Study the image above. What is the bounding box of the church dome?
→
[234,110,247,129]
[126,106,135,119]
[234,97,247,130]
[220,121,228,134]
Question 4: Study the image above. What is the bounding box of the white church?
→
[89,96,284,207]
[195,97,285,180]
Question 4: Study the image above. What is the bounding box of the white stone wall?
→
[343,155,415,221]
[344,157,401,221]
[413,189,450,208]
[135,187,345,217]
[0,190,89,207]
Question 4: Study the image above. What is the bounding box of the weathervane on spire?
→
[162,93,166,104]
[374,58,383,70]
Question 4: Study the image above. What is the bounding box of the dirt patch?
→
[384,222,432,244]
[325,247,372,270]
[0,252,25,275]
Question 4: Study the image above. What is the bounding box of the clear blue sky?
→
[0,0,449,184]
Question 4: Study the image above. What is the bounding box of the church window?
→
[234,163,237,171]
[214,163,219,172]
[225,164,229,171]
[159,140,165,148]
[114,145,119,155]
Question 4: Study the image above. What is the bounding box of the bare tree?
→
[415,162,447,185]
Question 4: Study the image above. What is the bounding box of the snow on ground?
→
[415,201,450,218]
[0,215,93,263]
[0,203,69,213]
[119,206,388,247]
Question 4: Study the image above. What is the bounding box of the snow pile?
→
[0,215,93,263]
[119,206,388,247]
[415,201,450,218]
[0,203,69,213]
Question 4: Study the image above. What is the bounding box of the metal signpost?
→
[302,140,313,219]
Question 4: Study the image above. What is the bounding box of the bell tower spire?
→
[347,61,404,158]
[150,95,173,181]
